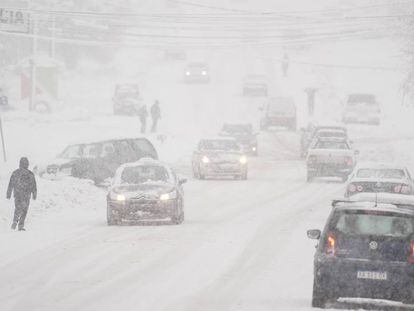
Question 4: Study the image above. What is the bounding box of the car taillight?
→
[394,185,402,193]
[348,183,357,193]
[409,242,414,264]
[326,233,337,256]
[356,185,364,192]
[401,185,411,194]
[344,156,353,166]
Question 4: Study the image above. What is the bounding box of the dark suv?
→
[307,200,414,308]
[35,138,158,185]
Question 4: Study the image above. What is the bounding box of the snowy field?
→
[0,27,413,311]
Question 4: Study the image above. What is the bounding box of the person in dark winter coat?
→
[150,100,161,133]
[138,105,148,134]
[7,157,37,231]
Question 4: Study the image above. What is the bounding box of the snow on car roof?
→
[65,136,153,146]
[333,200,414,216]
[354,162,406,170]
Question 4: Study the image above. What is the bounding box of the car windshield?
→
[120,165,170,184]
[316,131,346,138]
[222,125,252,135]
[59,145,82,159]
[357,168,406,179]
[314,141,349,149]
[201,140,240,151]
[334,211,414,237]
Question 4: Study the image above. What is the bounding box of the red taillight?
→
[356,185,364,192]
[401,185,411,194]
[348,184,357,193]
[409,242,414,264]
[326,233,337,256]
[344,156,353,166]
[394,185,402,193]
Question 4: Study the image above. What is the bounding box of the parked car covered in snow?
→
[306,137,357,182]
[260,97,296,131]
[107,158,186,225]
[219,123,258,156]
[183,62,210,83]
[112,83,142,115]
[242,74,268,97]
[342,93,381,125]
[345,163,414,197]
[300,123,347,158]
[307,200,414,308]
[34,138,158,185]
[192,137,248,180]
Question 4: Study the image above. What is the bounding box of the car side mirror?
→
[307,229,321,240]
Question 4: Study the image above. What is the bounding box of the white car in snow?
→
[345,163,414,197]
[306,137,358,182]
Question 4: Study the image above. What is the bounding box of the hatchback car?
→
[260,97,296,131]
[192,138,247,180]
[345,163,414,197]
[307,200,414,308]
[107,159,186,225]
[342,93,381,125]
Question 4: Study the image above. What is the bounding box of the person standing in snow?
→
[150,100,161,133]
[138,104,148,134]
[6,157,37,231]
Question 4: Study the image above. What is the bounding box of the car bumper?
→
[315,257,414,301]
[308,164,353,177]
[200,162,247,177]
[108,199,177,222]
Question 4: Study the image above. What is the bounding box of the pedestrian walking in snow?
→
[7,157,37,231]
[150,100,161,133]
[139,105,148,134]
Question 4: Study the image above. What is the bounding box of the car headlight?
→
[201,71,207,75]
[110,192,126,202]
[252,146,256,151]
[202,156,210,164]
[160,191,177,201]
[239,156,247,164]
[185,71,191,76]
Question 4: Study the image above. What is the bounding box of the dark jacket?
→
[7,158,37,201]
[151,102,161,119]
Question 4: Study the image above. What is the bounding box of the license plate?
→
[357,271,387,280]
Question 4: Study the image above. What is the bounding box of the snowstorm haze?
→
[0,0,413,310]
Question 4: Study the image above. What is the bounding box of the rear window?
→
[60,145,82,159]
[314,141,349,149]
[357,168,405,179]
[348,94,376,104]
[334,211,414,238]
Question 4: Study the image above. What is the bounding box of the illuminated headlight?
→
[110,192,126,202]
[185,71,191,76]
[160,191,177,201]
[239,156,247,164]
[201,71,207,75]
[202,156,210,164]
[252,147,256,152]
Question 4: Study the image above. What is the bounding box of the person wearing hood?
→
[150,100,161,133]
[7,157,37,231]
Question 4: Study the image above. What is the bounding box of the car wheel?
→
[198,165,205,180]
[107,209,119,226]
[171,201,184,225]
[307,171,315,182]
[311,278,329,309]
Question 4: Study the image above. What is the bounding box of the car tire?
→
[107,210,119,226]
[171,201,184,225]
[311,278,329,309]
[198,166,205,180]
[307,171,315,182]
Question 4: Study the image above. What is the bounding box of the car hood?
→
[111,182,175,199]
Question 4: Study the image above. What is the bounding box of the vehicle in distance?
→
[242,74,268,97]
[219,123,258,156]
[34,138,158,185]
[184,62,210,83]
[192,137,248,180]
[112,83,142,115]
[307,200,414,308]
[306,138,357,182]
[342,93,381,125]
[260,97,296,131]
[107,159,186,225]
[300,123,347,158]
[345,163,414,197]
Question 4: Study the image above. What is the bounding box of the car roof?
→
[354,162,406,171]
[332,200,414,216]
[315,137,348,143]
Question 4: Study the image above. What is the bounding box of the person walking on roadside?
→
[150,100,161,133]
[138,105,148,134]
[7,157,37,231]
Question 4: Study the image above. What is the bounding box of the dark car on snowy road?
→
[219,123,258,156]
[107,158,186,225]
[307,200,414,308]
[192,138,248,180]
[35,138,158,185]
